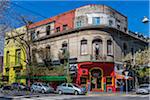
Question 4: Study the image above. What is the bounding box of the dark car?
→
[0,85,12,92]
[11,83,26,90]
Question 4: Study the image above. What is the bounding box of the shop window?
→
[56,27,60,32]
[92,17,100,25]
[6,51,10,66]
[46,25,51,35]
[63,24,68,30]
[106,77,112,85]
[15,49,21,64]
[107,40,113,56]
[80,77,87,84]
[80,39,88,55]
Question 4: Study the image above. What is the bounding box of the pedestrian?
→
[120,80,124,93]
[87,80,91,93]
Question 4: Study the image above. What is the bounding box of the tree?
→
[58,49,72,83]
[123,48,150,86]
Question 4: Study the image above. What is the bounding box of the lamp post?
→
[142,16,149,23]
[124,71,129,94]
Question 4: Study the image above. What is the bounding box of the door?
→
[67,84,74,93]
[90,68,102,91]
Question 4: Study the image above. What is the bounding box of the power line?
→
[11,2,48,19]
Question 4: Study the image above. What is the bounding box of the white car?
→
[31,82,54,93]
[136,84,150,94]
[56,83,86,95]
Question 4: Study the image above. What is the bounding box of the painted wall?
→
[3,27,27,85]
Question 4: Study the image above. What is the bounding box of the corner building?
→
[29,5,148,92]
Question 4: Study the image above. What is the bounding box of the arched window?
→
[107,40,113,56]
[80,39,88,55]
[92,37,102,60]
[45,45,51,59]
[123,43,127,56]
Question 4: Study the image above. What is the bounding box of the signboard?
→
[69,64,77,74]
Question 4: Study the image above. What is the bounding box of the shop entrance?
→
[90,68,102,91]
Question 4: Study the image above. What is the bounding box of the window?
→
[6,51,10,66]
[92,38,102,60]
[80,77,87,84]
[117,25,120,29]
[131,48,134,56]
[46,46,51,59]
[107,40,113,56]
[63,24,68,30]
[31,30,36,40]
[15,49,21,64]
[106,77,112,85]
[109,20,113,26]
[123,43,127,56]
[124,28,127,32]
[76,21,82,28]
[36,31,40,37]
[56,27,60,32]
[62,41,68,52]
[92,17,100,25]
[46,25,51,35]
[80,39,88,55]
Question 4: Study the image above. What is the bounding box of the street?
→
[0,91,149,100]
[21,94,150,100]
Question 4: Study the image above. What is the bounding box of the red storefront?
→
[76,62,116,92]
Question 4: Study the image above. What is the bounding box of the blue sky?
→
[9,0,149,37]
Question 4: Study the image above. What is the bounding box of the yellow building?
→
[3,26,27,85]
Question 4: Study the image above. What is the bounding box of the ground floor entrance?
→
[76,62,116,92]
[90,68,102,91]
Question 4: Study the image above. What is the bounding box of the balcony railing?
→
[91,54,107,61]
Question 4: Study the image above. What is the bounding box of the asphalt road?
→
[0,91,149,100]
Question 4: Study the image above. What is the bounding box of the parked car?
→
[11,83,26,90]
[30,82,54,93]
[136,84,150,94]
[0,85,12,92]
[56,83,86,95]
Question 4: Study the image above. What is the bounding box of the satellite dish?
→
[142,16,149,23]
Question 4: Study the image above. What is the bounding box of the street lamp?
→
[142,16,149,23]
[124,71,129,94]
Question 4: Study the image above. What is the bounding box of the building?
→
[28,4,148,92]
[3,26,27,85]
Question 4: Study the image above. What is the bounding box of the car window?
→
[62,83,66,87]
[33,83,37,86]
[73,84,80,88]
[68,84,73,88]
[38,84,42,86]
[140,86,148,88]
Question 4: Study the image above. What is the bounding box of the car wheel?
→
[41,89,45,94]
[58,90,62,95]
[74,91,78,95]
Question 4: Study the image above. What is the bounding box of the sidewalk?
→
[86,91,135,97]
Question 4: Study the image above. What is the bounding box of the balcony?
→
[91,54,114,62]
